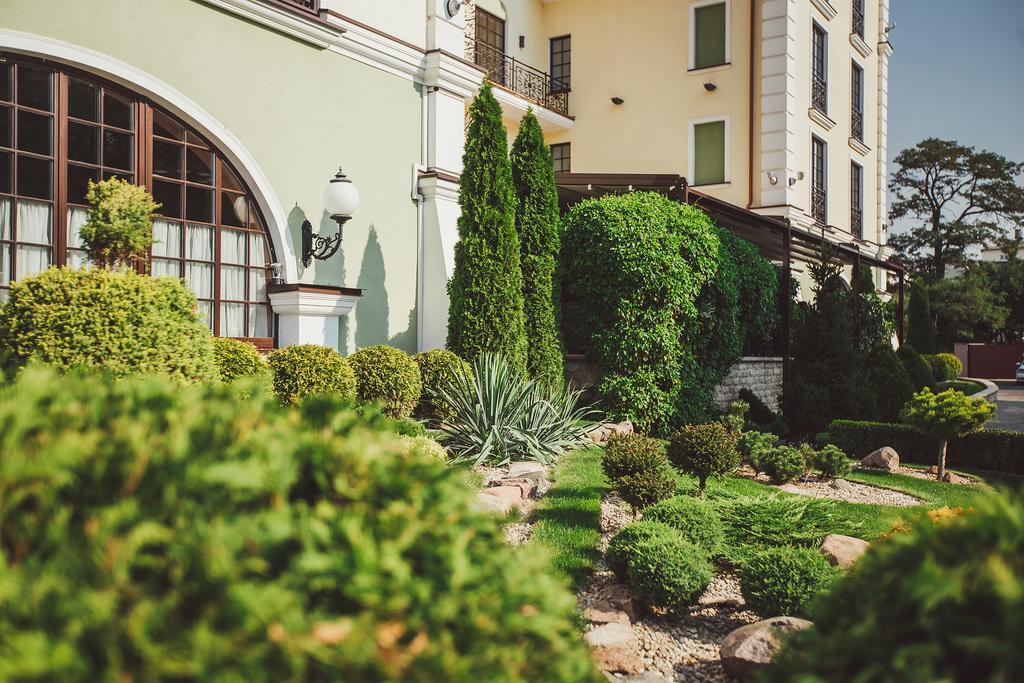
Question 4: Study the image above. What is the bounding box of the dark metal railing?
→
[467,39,570,117]
[811,187,828,226]
[851,207,863,239]
[266,0,320,16]
[853,2,865,39]
[812,72,828,115]
[851,108,864,142]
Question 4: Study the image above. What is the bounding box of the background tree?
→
[977,257,1024,343]
[447,82,527,372]
[510,109,564,388]
[906,278,938,353]
[900,388,995,480]
[888,138,1024,281]
[929,268,1009,345]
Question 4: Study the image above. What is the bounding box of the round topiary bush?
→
[348,345,423,419]
[764,494,1023,682]
[606,520,680,580]
[627,534,714,615]
[642,495,726,555]
[0,268,216,383]
[935,352,963,381]
[667,422,740,495]
[616,467,678,512]
[812,444,852,479]
[267,344,356,405]
[739,546,841,617]
[413,349,472,423]
[0,365,597,681]
[212,337,271,385]
[399,435,448,461]
[603,433,669,481]
[762,445,808,484]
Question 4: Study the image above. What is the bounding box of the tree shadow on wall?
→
[356,226,389,349]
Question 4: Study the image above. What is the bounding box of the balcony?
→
[811,187,828,226]
[851,206,863,239]
[811,73,828,116]
[267,0,320,15]
[467,38,570,117]
[851,108,864,142]
[853,2,865,40]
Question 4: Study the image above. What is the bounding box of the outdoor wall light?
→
[703,82,717,92]
[269,262,284,286]
[766,170,779,185]
[445,0,462,19]
[611,96,624,105]
[302,168,360,268]
[788,171,805,187]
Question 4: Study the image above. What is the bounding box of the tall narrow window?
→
[692,119,727,186]
[691,1,729,70]
[853,0,865,40]
[474,10,507,86]
[851,61,864,142]
[812,23,828,115]
[550,143,571,173]
[550,35,571,93]
[851,162,863,239]
[811,136,827,225]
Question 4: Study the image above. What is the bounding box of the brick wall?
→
[713,358,784,411]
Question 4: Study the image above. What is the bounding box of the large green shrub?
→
[869,345,915,421]
[924,352,962,382]
[811,444,852,479]
[267,344,356,405]
[667,422,740,495]
[413,349,472,423]
[900,387,995,479]
[602,433,668,481]
[626,535,714,615]
[562,192,719,434]
[643,495,726,555]
[761,445,808,484]
[0,366,598,682]
[906,277,937,354]
[739,546,842,617]
[764,494,1024,682]
[606,520,679,580]
[348,345,423,419]
[212,337,271,386]
[0,268,215,383]
[729,232,779,353]
[510,109,564,389]
[398,435,448,462]
[80,177,158,268]
[897,344,936,392]
[447,82,527,374]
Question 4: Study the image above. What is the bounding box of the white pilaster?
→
[758,0,800,213]
[269,286,361,349]
[417,173,462,350]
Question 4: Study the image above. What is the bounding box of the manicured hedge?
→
[828,419,1024,474]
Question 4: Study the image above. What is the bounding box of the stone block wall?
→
[713,358,784,412]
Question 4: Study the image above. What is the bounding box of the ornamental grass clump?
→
[412,349,472,423]
[0,366,598,681]
[348,345,423,419]
[266,344,356,405]
[900,387,995,480]
[79,177,158,269]
[434,353,597,466]
[739,546,842,617]
[667,422,740,496]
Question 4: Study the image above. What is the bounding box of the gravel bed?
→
[892,466,977,485]
[473,462,553,546]
[737,469,921,507]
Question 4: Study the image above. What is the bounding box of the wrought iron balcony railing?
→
[851,108,864,142]
[811,187,828,226]
[467,38,570,117]
[812,72,828,116]
[266,0,320,16]
[851,207,863,239]
[853,2,865,39]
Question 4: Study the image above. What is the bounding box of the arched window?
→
[0,57,274,339]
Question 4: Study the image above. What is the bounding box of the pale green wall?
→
[2,0,423,352]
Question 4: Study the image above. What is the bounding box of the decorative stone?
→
[590,582,637,622]
[819,534,870,569]
[604,673,667,682]
[778,483,803,494]
[495,478,537,498]
[583,607,631,625]
[830,478,855,493]
[720,617,813,680]
[861,447,899,472]
[606,421,634,437]
[586,425,610,444]
[507,462,547,488]
[474,492,511,515]
[584,623,644,674]
[481,486,526,508]
[942,471,971,485]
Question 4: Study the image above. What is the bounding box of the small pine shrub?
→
[720,399,749,434]
[267,344,357,405]
[667,422,740,495]
[79,177,157,268]
[762,445,808,484]
[212,337,271,385]
[0,268,216,383]
[626,535,714,615]
[643,496,725,555]
[413,349,472,422]
[606,520,679,580]
[739,546,842,617]
[616,467,678,512]
[812,444,852,479]
[348,345,423,419]
[739,431,778,473]
[399,435,448,461]
[603,433,669,481]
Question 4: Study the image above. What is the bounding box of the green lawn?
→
[937,379,986,395]
[530,446,609,588]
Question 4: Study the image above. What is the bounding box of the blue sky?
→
[887,0,1024,177]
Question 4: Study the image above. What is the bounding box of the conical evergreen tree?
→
[510,109,564,388]
[906,278,937,354]
[447,82,527,372]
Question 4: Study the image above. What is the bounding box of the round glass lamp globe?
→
[323,169,360,219]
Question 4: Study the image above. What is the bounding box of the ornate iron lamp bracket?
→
[301,218,348,267]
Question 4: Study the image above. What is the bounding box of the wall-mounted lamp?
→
[610,96,624,105]
[269,262,284,286]
[445,0,462,19]
[788,171,805,187]
[519,35,526,48]
[766,170,778,186]
[302,168,360,268]
[703,82,717,92]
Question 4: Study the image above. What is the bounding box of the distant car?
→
[1017,362,1024,385]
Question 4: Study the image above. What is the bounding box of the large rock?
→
[589,582,637,622]
[861,447,899,472]
[720,617,813,680]
[819,534,870,570]
[606,421,634,437]
[586,425,610,445]
[506,462,547,488]
[481,486,526,509]
[830,478,855,493]
[584,622,644,674]
[473,492,512,515]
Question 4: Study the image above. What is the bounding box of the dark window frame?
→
[811,21,828,115]
[811,135,828,226]
[850,161,863,239]
[550,142,571,173]
[549,35,571,93]
[691,1,730,71]
[851,60,864,142]
[476,9,506,54]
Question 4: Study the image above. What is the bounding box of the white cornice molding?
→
[417,174,461,202]
[492,85,575,132]
[850,32,872,58]
[809,0,838,21]
[422,50,483,98]
[808,107,837,131]
[196,0,342,48]
[878,40,894,58]
[268,288,360,316]
[849,136,871,156]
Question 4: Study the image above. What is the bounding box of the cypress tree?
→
[447,82,527,372]
[906,278,937,354]
[510,109,564,388]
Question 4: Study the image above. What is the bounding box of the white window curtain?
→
[0,199,10,289]
[66,207,88,270]
[196,301,213,331]
[249,269,266,302]
[152,219,181,258]
[186,224,213,261]
[152,258,181,278]
[0,198,10,241]
[248,305,269,337]
[220,303,245,337]
[0,244,9,289]
[221,229,246,265]
[186,263,213,298]
[15,200,52,281]
[248,232,265,266]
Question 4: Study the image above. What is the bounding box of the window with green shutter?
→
[693,2,728,69]
[693,120,726,185]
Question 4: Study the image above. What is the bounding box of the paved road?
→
[989,381,1024,432]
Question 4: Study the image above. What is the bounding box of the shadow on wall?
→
[354,225,417,353]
